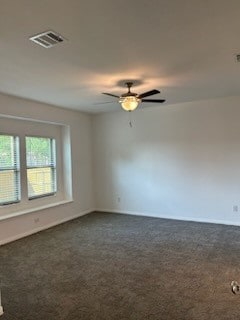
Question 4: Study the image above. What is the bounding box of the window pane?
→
[0,135,17,168]
[0,170,19,204]
[0,135,20,205]
[26,137,54,167]
[27,167,56,198]
[26,136,56,199]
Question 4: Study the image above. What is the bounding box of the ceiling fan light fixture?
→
[102,81,165,111]
[119,96,140,111]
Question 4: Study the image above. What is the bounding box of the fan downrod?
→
[125,82,133,92]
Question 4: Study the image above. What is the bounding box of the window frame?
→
[0,133,21,206]
[0,116,72,219]
[25,135,57,200]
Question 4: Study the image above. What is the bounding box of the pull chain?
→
[128,111,133,128]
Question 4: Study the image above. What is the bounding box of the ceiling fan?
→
[102,82,165,112]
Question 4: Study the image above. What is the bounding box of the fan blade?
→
[138,89,160,99]
[142,99,165,103]
[94,101,116,105]
[102,93,120,98]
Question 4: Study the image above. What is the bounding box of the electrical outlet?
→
[233,205,238,213]
[34,217,40,223]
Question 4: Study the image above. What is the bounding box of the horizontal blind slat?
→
[26,136,56,199]
[0,135,20,205]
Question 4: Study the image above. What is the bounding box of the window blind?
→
[0,135,20,205]
[26,137,56,199]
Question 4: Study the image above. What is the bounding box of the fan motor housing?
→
[121,92,138,97]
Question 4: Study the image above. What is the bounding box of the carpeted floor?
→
[0,212,240,320]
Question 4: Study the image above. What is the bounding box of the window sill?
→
[0,199,73,221]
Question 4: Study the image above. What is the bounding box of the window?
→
[0,116,71,217]
[26,136,56,199]
[0,134,20,205]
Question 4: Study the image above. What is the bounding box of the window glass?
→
[0,135,20,205]
[26,136,56,199]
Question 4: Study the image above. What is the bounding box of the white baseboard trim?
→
[95,208,240,227]
[0,209,94,246]
[2,208,239,246]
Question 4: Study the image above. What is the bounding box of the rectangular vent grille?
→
[29,31,64,48]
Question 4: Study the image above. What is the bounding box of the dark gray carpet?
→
[0,212,240,320]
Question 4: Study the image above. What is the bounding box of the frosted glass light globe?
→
[120,96,139,111]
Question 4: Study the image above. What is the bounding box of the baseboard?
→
[95,208,240,227]
[2,208,239,246]
[0,209,94,246]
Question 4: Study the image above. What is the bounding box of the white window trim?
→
[0,199,73,221]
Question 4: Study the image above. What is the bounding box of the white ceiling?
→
[1,0,240,113]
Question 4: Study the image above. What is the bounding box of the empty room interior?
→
[1,1,240,319]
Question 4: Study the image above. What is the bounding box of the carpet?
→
[0,212,240,319]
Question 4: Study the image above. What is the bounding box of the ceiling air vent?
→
[236,54,240,62]
[29,31,65,48]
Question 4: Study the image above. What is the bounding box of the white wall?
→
[3,93,240,245]
[93,96,240,226]
[0,93,94,244]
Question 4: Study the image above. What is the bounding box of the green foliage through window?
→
[26,136,56,199]
[0,135,20,205]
